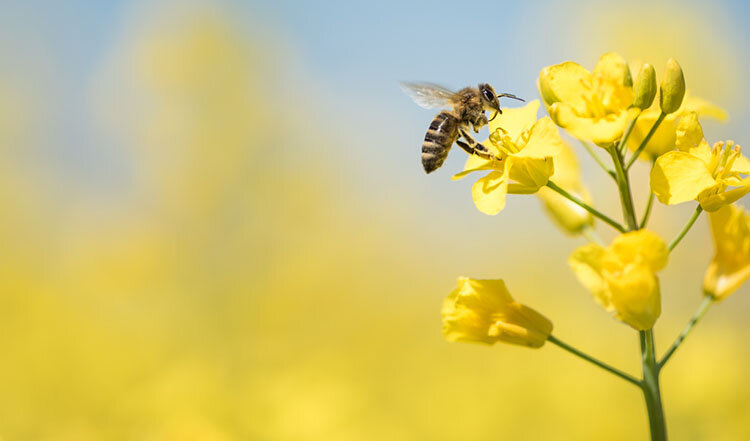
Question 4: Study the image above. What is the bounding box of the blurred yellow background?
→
[0,1,748,440]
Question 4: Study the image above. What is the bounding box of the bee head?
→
[478,83,501,116]
[480,84,526,122]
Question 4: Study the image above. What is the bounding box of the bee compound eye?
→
[482,89,493,101]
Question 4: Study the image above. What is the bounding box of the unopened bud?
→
[632,64,656,110]
[660,58,685,114]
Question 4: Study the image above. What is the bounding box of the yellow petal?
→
[704,261,750,302]
[675,111,704,149]
[549,102,629,146]
[626,112,679,158]
[442,287,495,345]
[593,52,634,110]
[626,97,727,160]
[538,62,590,113]
[489,100,540,142]
[674,112,714,165]
[547,141,582,188]
[514,117,564,159]
[681,95,728,122]
[605,263,661,330]
[507,157,554,194]
[489,302,554,348]
[455,277,514,309]
[452,155,496,181]
[731,153,750,174]
[651,151,716,205]
[471,170,508,215]
[593,52,632,87]
[698,183,750,212]
[442,278,552,347]
[569,244,611,309]
[704,205,750,300]
[609,229,669,272]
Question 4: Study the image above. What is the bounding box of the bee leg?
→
[458,129,490,154]
[458,129,503,164]
[455,140,498,163]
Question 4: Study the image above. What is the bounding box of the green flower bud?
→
[623,64,633,88]
[632,64,656,110]
[659,58,685,114]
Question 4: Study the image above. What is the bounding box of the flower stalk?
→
[580,140,617,180]
[626,112,666,170]
[659,297,713,368]
[641,191,655,228]
[548,335,640,386]
[611,130,668,440]
[668,205,703,251]
[608,145,639,230]
[546,180,626,232]
[640,329,668,441]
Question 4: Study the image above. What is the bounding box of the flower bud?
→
[632,64,656,110]
[659,58,685,114]
[442,278,553,348]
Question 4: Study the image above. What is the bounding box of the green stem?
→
[640,192,655,228]
[618,112,640,155]
[607,146,639,231]
[640,329,668,441]
[668,205,703,252]
[546,181,626,233]
[659,297,713,369]
[581,224,605,246]
[580,140,617,180]
[548,335,640,387]
[609,119,667,440]
[626,112,666,171]
[640,160,658,229]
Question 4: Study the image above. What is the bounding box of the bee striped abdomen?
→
[422,110,459,173]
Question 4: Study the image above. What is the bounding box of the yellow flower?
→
[569,230,668,330]
[539,52,636,146]
[650,112,750,211]
[536,142,594,234]
[624,60,727,160]
[442,277,553,348]
[452,100,564,215]
[703,204,750,300]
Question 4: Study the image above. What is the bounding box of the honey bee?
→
[401,82,524,173]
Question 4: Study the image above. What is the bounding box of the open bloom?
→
[569,230,668,330]
[536,142,594,234]
[704,204,750,300]
[650,112,750,211]
[442,277,553,348]
[452,100,564,215]
[539,52,636,146]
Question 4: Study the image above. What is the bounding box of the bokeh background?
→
[1,0,749,439]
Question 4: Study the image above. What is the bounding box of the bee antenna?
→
[497,93,525,102]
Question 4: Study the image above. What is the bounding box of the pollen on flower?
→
[651,112,750,211]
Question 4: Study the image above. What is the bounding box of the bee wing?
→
[400,82,456,109]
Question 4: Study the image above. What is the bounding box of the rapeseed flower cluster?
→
[428,52,750,441]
